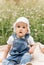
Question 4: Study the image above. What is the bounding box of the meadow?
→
[0,0,44,45]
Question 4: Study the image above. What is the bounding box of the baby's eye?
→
[23,26,25,29]
[17,26,20,28]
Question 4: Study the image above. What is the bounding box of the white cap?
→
[13,17,30,33]
[39,43,44,48]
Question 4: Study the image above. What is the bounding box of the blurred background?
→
[0,0,44,45]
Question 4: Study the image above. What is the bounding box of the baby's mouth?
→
[19,32,22,33]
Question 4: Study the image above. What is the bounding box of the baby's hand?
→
[29,45,35,54]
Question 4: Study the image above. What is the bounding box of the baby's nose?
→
[20,27,23,30]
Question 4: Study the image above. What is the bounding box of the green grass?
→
[0,0,44,45]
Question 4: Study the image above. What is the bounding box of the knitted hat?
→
[39,43,44,48]
[13,17,30,33]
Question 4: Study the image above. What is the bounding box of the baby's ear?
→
[40,48,44,53]
[27,29,28,32]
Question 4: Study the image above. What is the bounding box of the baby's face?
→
[15,22,28,38]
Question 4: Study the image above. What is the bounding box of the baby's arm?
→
[0,44,11,62]
[28,36,35,54]
[3,44,11,59]
[0,35,14,62]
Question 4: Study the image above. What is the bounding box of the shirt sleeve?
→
[28,36,35,45]
[7,35,14,45]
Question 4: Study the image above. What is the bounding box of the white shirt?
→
[7,35,35,45]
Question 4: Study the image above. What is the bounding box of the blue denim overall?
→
[2,34,32,65]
